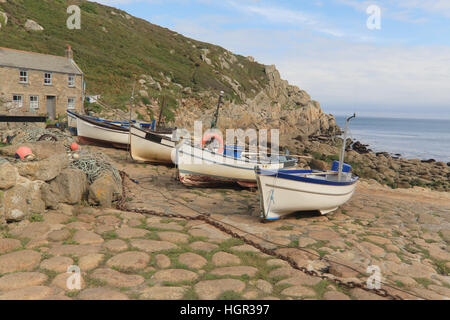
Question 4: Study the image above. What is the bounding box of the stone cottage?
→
[0,45,84,119]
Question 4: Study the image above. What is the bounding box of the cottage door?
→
[46,96,56,120]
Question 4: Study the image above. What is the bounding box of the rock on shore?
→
[0,140,122,223]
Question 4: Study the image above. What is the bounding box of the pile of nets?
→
[10,127,73,144]
[69,151,122,185]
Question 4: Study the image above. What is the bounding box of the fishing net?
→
[10,127,73,144]
[69,151,121,185]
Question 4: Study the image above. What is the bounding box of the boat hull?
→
[177,145,297,187]
[256,172,357,220]
[130,126,175,163]
[76,117,130,147]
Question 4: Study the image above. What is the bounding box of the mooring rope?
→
[69,152,122,184]
[117,171,428,300]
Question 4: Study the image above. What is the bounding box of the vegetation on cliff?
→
[0,0,268,108]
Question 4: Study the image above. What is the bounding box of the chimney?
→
[65,45,73,60]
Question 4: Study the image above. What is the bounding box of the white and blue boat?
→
[67,110,164,149]
[256,114,359,220]
[176,142,298,188]
[255,161,358,220]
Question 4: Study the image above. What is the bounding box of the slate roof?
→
[0,47,83,75]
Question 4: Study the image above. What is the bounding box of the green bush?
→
[141,96,150,105]
[79,1,98,14]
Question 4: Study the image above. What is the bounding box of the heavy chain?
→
[117,171,403,300]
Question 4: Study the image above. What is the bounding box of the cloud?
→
[229,1,345,37]
[275,41,450,111]
[398,0,450,18]
[335,0,450,22]
[171,19,450,115]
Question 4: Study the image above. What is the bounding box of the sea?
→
[334,116,450,163]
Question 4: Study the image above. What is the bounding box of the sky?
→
[96,0,450,119]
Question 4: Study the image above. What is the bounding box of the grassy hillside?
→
[0,0,268,109]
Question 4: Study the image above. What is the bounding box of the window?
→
[68,74,75,87]
[19,70,28,83]
[67,97,75,109]
[44,72,52,85]
[29,96,39,111]
[12,95,23,108]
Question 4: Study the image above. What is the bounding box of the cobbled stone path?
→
[0,146,448,300]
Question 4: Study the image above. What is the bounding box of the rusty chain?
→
[117,171,406,300]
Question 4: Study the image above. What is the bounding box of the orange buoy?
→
[15,146,33,160]
[201,131,224,154]
[70,142,79,151]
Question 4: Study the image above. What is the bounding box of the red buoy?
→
[71,142,79,151]
[15,146,33,160]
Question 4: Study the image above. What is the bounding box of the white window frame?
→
[19,70,28,84]
[12,94,24,108]
[67,97,76,110]
[29,95,39,111]
[68,74,75,87]
[44,72,52,85]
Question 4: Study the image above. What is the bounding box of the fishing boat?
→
[68,111,159,149]
[73,112,132,149]
[255,163,358,220]
[173,91,297,187]
[176,142,298,187]
[255,114,359,220]
[67,110,154,129]
[129,125,177,163]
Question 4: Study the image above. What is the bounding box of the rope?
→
[120,173,427,300]
[69,151,121,184]
[8,127,74,144]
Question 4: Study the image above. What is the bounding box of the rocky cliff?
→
[173,64,338,148]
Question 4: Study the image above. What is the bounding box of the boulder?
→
[0,11,7,28]
[150,82,162,91]
[16,154,69,182]
[1,177,45,221]
[88,172,122,207]
[24,19,44,31]
[310,159,328,171]
[0,161,18,190]
[42,168,88,207]
[139,90,149,98]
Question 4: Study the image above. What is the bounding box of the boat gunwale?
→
[68,110,168,133]
[256,169,359,186]
[130,124,175,142]
[71,111,130,132]
[177,143,298,167]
